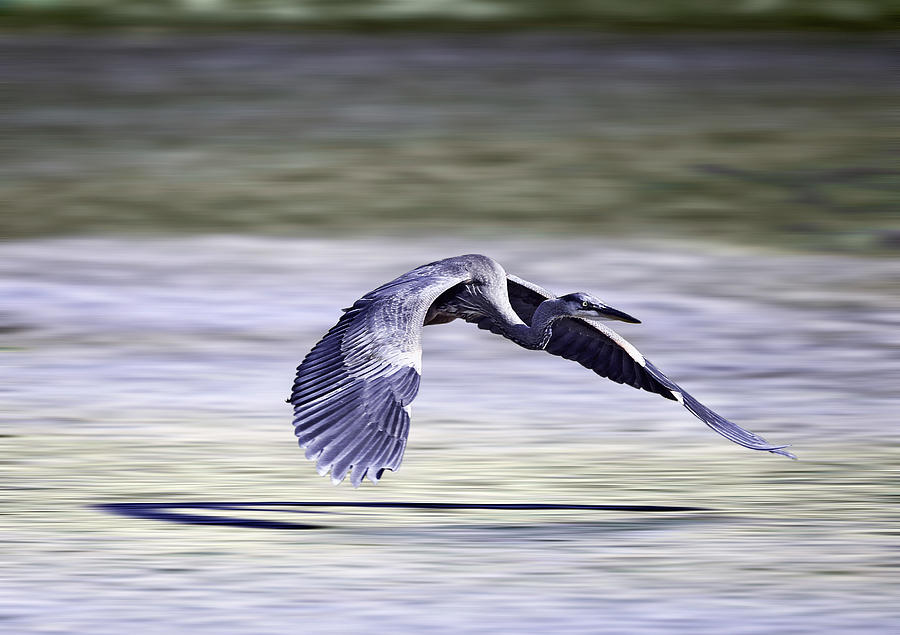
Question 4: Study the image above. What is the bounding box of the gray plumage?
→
[290,254,794,487]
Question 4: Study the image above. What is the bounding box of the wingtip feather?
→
[768,446,798,460]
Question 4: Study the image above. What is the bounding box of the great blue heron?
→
[290,254,794,487]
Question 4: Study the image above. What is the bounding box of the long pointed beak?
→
[595,304,641,324]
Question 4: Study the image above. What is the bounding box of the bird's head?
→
[557,292,641,324]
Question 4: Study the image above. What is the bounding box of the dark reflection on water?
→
[98,501,706,530]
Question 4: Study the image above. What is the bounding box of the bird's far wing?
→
[291,265,471,487]
[489,275,794,458]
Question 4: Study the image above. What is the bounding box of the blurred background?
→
[1,2,898,634]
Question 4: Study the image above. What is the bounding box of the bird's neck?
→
[502,301,565,350]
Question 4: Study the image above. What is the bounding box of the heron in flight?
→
[290,254,794,487]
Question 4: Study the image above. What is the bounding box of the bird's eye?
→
[582,301,589,308]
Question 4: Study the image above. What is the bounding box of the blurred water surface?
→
[2,236,899,633]
[1,33,895,252]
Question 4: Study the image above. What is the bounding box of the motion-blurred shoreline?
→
[1,0,896,32]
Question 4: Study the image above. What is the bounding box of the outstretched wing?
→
[290,264,471,487]
[476,275,794,458]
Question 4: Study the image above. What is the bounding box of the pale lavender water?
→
[2,236,898,633]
